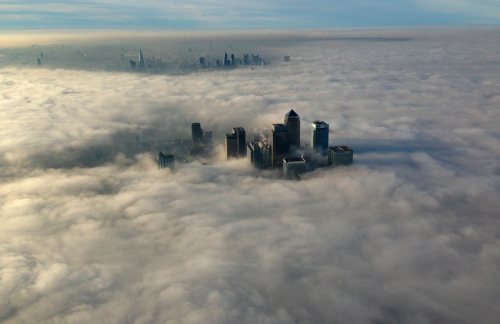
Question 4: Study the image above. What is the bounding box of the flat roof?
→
[312,120,327,125]
[329,146,352,152]
[284,157,305,162]
[226,133,237,138]
[233,127,245,132]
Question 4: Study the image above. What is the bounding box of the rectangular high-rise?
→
[271,124,289,169]
[247,142,262,169]
[225,133,238,159]
[284,109,300,148]
[157,152,174,169]
[283,157,306,179]
[311,121,329,153]
[191,123,203,147]
[327,146,353,166]
[232,127,247,157]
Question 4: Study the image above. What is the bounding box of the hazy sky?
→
[1,29,500,323]
[1,0,500,29]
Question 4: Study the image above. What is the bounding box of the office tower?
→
[284,109,300,148]
[283,157,306,179]
[199,57,205,65]
[138,50,145,69]
[243,54,249,65]
[284,55,290,62]
[37,58,41,66]
[225,133,238,159]
[232,127,246,157]
[271,124,289,169]
[231,54,235,66]
[247,142,262,169]
[191,123,203,147]
[157,152,174,169]
[203,131,212,144]
[130,60,136,68]
[328,146,353,166]
[311,121,329,153]
[260,142,272,169]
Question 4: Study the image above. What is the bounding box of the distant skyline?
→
[1,0,499,30]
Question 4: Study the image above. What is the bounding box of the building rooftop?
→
[285,109,299,117]
[284,156,305,163]
[329,146,352,152]
[272,123,288,131]
[226,133,237,138]
[158,152,174,158]
[312,120,328,125]
[233,127,245,132]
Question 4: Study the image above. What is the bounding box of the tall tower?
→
[138,50,145,69]
[284,109,300,149]
[311,121,329,153]
[271,124,289,169]
[232,127,246,157]
[191,123,203,147]
[225,133,238,159]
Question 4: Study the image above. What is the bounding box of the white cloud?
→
[0,29,500,323]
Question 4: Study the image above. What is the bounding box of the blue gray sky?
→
[1,0,500,29]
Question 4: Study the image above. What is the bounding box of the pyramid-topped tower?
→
[284,109,300,148]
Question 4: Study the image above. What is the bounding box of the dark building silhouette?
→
[284,109,300,148]
[311,121,329,153]
[271,124,289,169]
[232,127,246,157]
[328,146,353,166]
[284,55,290,62]
[138,50,145,69]
[37,58,41,66]
[225,133,238,159]
[191,123,203,148]
[203,131,212,144]
[157,152,174,169]
[248,141,272,170]
[130,60,136,68]
[283,157,306,179]
[199,57,205,65]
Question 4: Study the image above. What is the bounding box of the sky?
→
[1,0,500,30]
[1,29,500,323]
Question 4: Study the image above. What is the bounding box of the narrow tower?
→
[284,109,300,149]
[138,50,145,69]
[311,121,329,153]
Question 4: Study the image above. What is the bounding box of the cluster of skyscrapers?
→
[201,52,264,68]
[157,110,353,177]
[225,109,353,179]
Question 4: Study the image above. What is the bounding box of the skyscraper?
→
[271,124,289,168]
[138,50,145,69]
[283,157,306,179]
[191,123,203,147]
[225,133,238,159]
[284,109,300,148]
[311,121,329,153]
[327,146,353,166]
[247,142,262,169]
[157,152,174,169]
[232,127,246,157]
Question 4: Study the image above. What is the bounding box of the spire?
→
[285,109,299,117]
[138,49,145,68]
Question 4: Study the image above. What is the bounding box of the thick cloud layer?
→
[1,29,500,324]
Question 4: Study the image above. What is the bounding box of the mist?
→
[1,28,499,324]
